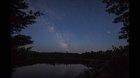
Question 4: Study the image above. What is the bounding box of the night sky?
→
[21,0,127,53]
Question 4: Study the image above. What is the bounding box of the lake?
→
[11,64,89,78]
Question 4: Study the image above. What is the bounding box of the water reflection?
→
[12,64,88,78]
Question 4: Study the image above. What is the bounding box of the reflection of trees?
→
[13,45,129,77]
[12,46,128,72]
[12,46,129,78]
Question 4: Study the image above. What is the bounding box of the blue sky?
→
[21,0,127,53]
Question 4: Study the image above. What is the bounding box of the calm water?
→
[12,64,88,78]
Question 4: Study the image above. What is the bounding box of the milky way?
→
[21,0,128,52]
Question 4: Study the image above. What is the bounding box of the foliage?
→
[11,34,33,48]
[11,0,42,50]
[12,45,129,66]
[11,0,42,34]
[103,0,129,42]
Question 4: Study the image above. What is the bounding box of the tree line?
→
[12,45,129,67]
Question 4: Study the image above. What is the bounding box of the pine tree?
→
[103,0,129,42]
[11,0,42,49]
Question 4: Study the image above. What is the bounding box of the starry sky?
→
[21,0,128,53]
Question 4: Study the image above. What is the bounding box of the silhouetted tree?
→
[103,0,129,42]
[11,0,42,49]
[11,0,42,34]
[11,34,33,48]
[11,0,42,65]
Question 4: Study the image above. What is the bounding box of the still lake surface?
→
[12,64,89,78]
